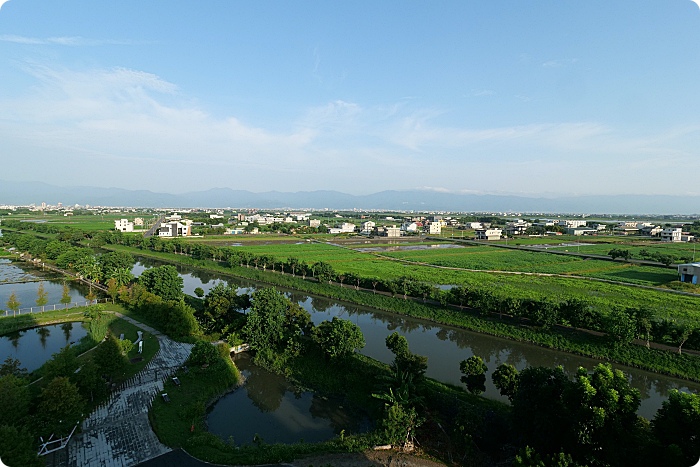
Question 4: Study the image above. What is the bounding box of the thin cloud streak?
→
[0,34,148,46]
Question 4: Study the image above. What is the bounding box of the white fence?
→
[1,298,113,317]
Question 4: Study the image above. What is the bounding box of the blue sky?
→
[1,1,699,197]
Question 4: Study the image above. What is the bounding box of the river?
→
[130,256,700,420]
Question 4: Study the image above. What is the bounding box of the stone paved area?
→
[66,315,193,467]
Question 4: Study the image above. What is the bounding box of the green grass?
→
[149,345,241,448]
[0,308,88,336]
[112,244,700,325]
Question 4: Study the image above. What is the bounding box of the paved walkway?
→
[66,315,193,467]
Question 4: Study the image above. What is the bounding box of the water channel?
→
[130,256,700,421]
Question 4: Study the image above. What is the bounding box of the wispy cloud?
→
[542,58,578,68]
[0,35,145,46]
[471,89,495,97]
[1,62,698,196]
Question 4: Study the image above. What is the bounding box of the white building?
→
[401,222,419,232]
[158,220,192,237]
[661,227,682,242]
[309,219,321,228]
[328,223,356,234]
[475,228,502,241]
[558,220,587,228]
[361,221,376,233]
[114,219,134,232]
[425,222,442,235]
[505,219,531,236]
[384,225,402,237]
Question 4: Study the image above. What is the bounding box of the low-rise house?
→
[475,228,502,240]
[158,220,192,237]
[384,225,402,237]
[309,219,321,228]
[402,222,418,232]
[558,220,587,228]
[425,222,442,235]
[114,219,134,232]
[328,223,356,234]
[361,221,376,233]
[661,227,682,242]
[678,263,700,285]
[505,219,531,236]
[567,227,598,236]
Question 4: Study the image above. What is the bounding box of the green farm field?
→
[381,246,680,285]
[138,239,700,322]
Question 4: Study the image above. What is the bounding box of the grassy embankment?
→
[107,245,700,381]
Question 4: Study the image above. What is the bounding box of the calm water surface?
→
[0,259,91,311]
[207,353,370,445]
[0,322,88,372]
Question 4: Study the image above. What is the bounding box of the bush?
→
[188,341,220,366]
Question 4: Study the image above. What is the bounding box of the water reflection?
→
[133,257,700,420]
[207,354,370,445]
[0,323,88,373]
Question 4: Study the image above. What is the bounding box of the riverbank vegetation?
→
[98,245,700,382]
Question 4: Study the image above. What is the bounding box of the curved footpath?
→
[66,313,193,467]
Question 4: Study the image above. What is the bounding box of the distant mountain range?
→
[0,180,698,215]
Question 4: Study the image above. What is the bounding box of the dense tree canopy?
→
[312,317,365,361]
[138,265,183,301]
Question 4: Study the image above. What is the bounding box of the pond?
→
[0,259,90,312]
[131,256,700,420]
[0,322,88,373]
[206,353,371,445]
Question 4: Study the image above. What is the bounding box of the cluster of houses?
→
[114,211,696,244]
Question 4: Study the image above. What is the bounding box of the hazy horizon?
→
[1,2,699,197]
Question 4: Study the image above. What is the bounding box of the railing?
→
[1,298,113,317]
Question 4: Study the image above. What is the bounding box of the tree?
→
[105,277,119,302]
[512,364,642,466]
[0,425,44,467]
[36,281,48,309]
[652,389,700,467]
[0,375,30,426]
[492,363,519,401]
[385,332,428,385]
[93,335,127,379]
[312,317,365,361]
[460,355,488,395]
[606,308,637,345]
[0,357,27,378]
[6,292,19,315]
[43,345,79,381]
[138,265,183,301]
[109,267,134,288]
[37,377,85,437]
[242,287,289,352]
[188,341,220,366]
[60,282,72,308]
[194,287,205,298]
[312,261,335,284]
[74,359,107,402]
